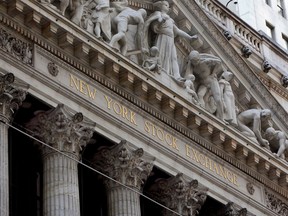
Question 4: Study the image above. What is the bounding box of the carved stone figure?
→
[185,50,226,123]
[237,109,271,147]
[90,0,111,40]
[281,75,288,88]
[70,0,91,26]
[241,45,252,58]
[109,2,147,55]
[80,9,94,34]
[184,74,199,104]
[143,1,198,80]
[262,59,272,73]
[142,46,161,72]
[265,127,288,159]
[219,71,237,126]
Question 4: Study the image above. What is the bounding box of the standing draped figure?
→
[143,1,197,80]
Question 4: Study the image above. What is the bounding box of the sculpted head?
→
[261,109,271,119]
[221,71,233,81]
[186,74,195,81]
[150,46,159,57]
[265,127,276,141]
[188,50,200,65]
[153,1,170,13]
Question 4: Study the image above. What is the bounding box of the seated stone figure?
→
[265,127,288,160]
[142,46,161,73]
[237,109,271,147]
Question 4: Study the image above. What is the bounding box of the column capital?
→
[93,140,155,190]
[26,104,94,156]
[150,173,207,216]
[223,202,247,216]
[0,73,26,122]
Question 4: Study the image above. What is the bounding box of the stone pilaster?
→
[0,73,26,216]
[149,173,207,216]
[93,140,155,216]
[27,104,94,216]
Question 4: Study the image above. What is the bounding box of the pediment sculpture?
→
[39,0,287,162]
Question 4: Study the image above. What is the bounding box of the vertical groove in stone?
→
[0,124,9,216]
[108,186,141,216]
[43,152,80,216]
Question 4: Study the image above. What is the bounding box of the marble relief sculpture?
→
[185,50,227,124]
[143,1,198,80]
[184,74,199,104]
[90,0,112,40]
[219,71,237,126]
[109,2,147,55]
[265,127,288,159]
[142,46,161,73]
[237,109,271,147]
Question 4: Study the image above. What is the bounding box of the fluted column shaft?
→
[0,123,9,216]
[107,186,141,216]
[43,151,80,216]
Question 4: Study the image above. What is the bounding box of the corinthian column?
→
[0,73,26,216]
[27,104,94,216]
[150,173,207,216]
[94,140,155,216]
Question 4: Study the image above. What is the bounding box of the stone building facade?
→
[0,0,288,216]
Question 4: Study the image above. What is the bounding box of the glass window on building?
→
[277,0,286,17]
[282,34,288,50]
[265,21,275,39]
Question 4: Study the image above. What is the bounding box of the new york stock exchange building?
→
[1,0,288,215]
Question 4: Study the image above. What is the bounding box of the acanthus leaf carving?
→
[0,28,33,65]
[26,104,94,156]
[0,73,27,122]
[265,189,288,216]
[93,140,154,190]
[149,173,207,216]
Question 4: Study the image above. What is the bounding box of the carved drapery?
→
[93,140,154,216]
[27,104,94,216]
[149,173,207,216]
[0,73,26,216]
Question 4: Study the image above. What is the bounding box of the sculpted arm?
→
[173,25,198,41]
[252,116,269,147]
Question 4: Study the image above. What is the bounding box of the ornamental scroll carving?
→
[0,28,33,65]
[149,173,207,216]
[93,140,155,190]
[265,189,288,216]
[26,104,94,156]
